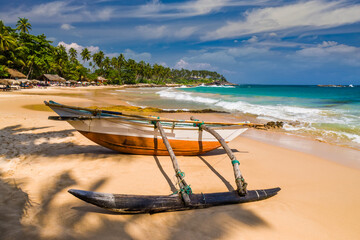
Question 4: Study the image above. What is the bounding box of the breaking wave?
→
[156,88,360,147]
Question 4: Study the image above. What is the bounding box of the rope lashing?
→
[231,160,240,165]
[180,185,192,195]
[193,121,204,128]
[151,117,160,128]
[176,171,185,178]
[171,185,193,195]
[236,177,248,188]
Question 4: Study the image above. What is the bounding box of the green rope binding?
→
[176,171,185,178]
[180,185,192,195]
[151,117,160,128]
[231,160,240,165]
[193,121,204,128]
[171,185,193,195]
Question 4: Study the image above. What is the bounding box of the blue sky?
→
[1,0,360,84]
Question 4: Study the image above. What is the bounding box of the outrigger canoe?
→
[45,100,280,213]
[45,100,253,155]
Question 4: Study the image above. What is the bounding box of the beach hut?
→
[96,76,107,84]
[7,68,26,80]
[40,74,66,85]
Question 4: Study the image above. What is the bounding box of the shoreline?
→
[1,86,360,239]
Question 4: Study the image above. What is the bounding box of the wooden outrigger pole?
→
[155,121,192,205]
[45,101,266,128]
[191,117,247,195]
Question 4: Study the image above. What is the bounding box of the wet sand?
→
[1,87,360,239]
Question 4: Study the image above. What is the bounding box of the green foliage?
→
[16,18,32,34]
[0,65,9,78]
[0,19,228,85]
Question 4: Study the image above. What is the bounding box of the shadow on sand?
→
[0,124,269,239]
[0,124,119,160]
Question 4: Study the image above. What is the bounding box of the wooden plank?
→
[68,188,281,213]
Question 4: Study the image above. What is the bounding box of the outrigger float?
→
[45,100,280,213]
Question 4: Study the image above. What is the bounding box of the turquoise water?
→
[153,85,360,149]
[116,85,360,148]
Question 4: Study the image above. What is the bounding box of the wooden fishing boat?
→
[45,100,252,155]
[45,100,280,213]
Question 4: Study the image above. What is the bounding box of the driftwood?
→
[68,188,280,213]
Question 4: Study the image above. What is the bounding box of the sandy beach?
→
[1,87,360,240]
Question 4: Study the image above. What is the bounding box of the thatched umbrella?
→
[0,79,10,85]
[2,79,17,85]
[7,68,26,79]
[31,80,40,83]
[41,74,66,83]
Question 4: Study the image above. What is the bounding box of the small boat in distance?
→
[45,101,255,156]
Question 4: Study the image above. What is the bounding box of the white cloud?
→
[0,1,114,23]
[123,49,152,62]
[61,23,75,30]
[135,24,198,40]
[295,41,360,66]
[57,41,99,54]
[97,8,114,21]
[242,36,258,43]
[174,26,198,38]
[204,0,360,40]
[132,0,271,18]
[136,25,167,39]
[175,59,212,70]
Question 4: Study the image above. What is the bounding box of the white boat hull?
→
[49,105,247,155]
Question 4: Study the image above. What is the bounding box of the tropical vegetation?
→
[0,18,227,85]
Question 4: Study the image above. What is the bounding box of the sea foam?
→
[156,88,360,147]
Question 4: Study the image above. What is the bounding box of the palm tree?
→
[69,48,77,63]
[16,18,32,34]
[80,48,91,64]
[92,51,104,69]
[0,21,17,52]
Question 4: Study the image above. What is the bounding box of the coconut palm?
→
[0,21,17,52]
[80,48,91,64]
[16,18,32,34]
[69,48,77,63]
[92,51,104,69]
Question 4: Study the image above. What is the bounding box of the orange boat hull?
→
[79,131,223,156]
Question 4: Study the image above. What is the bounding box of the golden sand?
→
[0,87,360,239]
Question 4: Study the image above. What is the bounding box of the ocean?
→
[117,85,360,149]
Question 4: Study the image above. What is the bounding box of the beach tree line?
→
[0,19,227,85]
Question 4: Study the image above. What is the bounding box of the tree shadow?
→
[0,124,120,160]
[198,156,234,191]
[0,172,38,239]
[1,168,270,240]
[166,205,269,240]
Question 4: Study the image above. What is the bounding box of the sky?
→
[1,0,360,85]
